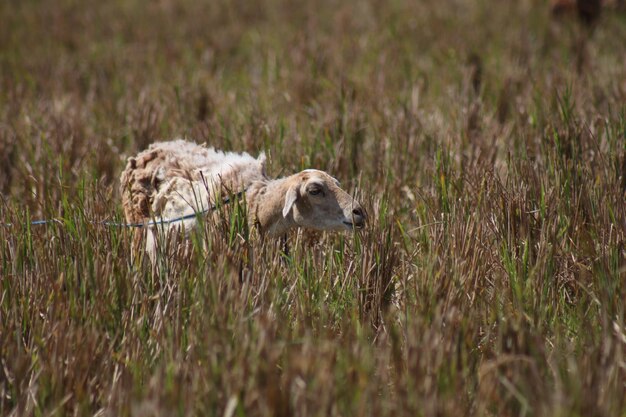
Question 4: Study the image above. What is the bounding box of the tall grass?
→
[1,0,625,415]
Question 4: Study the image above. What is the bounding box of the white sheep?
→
[120,139,366,262]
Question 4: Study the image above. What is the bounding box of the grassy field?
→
[1,0,625,415]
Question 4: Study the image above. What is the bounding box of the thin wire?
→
[1,190,246,229]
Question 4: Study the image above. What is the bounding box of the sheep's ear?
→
[282,185,298,218]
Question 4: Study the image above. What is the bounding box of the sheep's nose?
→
[351,207,366,227]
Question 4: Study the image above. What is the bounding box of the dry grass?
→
[1,0,625,416]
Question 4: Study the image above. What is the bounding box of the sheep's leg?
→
[146,228,158,274]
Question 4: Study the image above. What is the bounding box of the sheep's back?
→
[120,139,266,225]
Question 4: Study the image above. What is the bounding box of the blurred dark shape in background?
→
[551,0,624,27]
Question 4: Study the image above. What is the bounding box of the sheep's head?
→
[282,169,366,232]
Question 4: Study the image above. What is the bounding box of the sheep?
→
[120,139,366,263]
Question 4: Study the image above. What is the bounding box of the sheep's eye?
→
[308,188,323,196]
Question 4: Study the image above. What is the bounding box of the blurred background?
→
[1,0,624,203]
